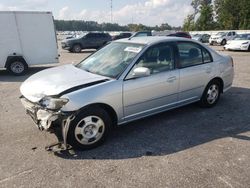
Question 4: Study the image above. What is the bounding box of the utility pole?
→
[110,0,113,23]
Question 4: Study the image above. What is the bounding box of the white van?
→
[0,11,59,75]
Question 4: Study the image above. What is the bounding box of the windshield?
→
[78,33,87,38]
[216,32,225,36]
[76,42,145,78]
[234,34,250,40]
[193,34,201,37]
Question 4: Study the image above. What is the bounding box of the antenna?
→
[110,0,113,23]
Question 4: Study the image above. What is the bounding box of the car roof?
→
[116,36,193,45]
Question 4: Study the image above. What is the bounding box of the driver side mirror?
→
[132,67,150,78]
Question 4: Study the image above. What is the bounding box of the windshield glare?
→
[76,42,145,78]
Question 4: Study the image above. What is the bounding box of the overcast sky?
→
[0,0,193,26]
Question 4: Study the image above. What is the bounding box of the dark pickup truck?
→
[61,32,112,53]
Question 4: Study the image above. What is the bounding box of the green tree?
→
[183,14,195,31]
[195,1,214,30]
[239,0,250,29]
[183,0,214,31]
[214,0,250,29]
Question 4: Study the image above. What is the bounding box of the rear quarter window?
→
[202,48,213,63]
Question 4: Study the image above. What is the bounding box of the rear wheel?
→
[199,80,221,107]
[72,44,81,53]
[7,59,28,75]
[67,107,111,150]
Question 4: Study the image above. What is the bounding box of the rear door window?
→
[177,42,212,68]
[177,42,203,68]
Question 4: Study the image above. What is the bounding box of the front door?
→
[122,42,179,121]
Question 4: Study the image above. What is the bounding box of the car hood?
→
[62,38,80,43]
[20,64,109,102]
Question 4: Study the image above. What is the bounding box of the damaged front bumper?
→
[20,96,74,131]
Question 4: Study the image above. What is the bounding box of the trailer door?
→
[0,12,22,68]
[15,12,58,65]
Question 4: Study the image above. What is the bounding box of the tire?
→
[67,107,112,150]
[199,80,221,108]
[6,59,28,75]
[72,44,81,53]
[210,42,213,46]
[221,39,226,45]
[248,45,250,52]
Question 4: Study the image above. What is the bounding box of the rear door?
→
[98,33,107,46]
[177,41,214,103]
[83,33,96,48]
[123,42,179,121]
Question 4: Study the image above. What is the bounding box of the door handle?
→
[167,76,177,83]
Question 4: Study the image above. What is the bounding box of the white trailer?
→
[0,11,58,75]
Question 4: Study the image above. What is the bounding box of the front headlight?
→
[242,42,249,45]
[39,97,69,110]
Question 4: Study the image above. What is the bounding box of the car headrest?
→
[189,48,200,59]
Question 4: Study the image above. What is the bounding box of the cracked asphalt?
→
[0,45,249,188]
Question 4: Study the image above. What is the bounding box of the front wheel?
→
[72,44,82,53]
[199,80,221,108]
[67,107,111,150]
[221,39,226,45]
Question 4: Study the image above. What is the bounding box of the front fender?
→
[60,80,123,121]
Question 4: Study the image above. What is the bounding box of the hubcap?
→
[74,46,81,52]
[207,84,219,104]
[74,116,105,145]
[10,61,24,74]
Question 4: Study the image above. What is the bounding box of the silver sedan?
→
[20,37,234,150]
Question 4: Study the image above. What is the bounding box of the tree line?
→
[183,0,250,31]
[54,20,181,32]
[55,0,249,32]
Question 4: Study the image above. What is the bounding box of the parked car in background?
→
[0,11,58,75]
[167,32,191,39]
[131,31,152,37]
[20,36,234,150]
[112,32,132,40]
[192,34,210,43]
[209,31,237,45]
[224,33,250,51]
[61,32,112,53]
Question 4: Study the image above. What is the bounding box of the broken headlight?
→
[39,97,69,110]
